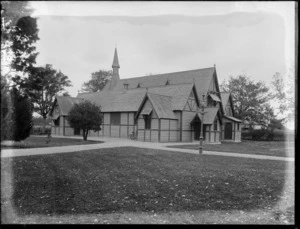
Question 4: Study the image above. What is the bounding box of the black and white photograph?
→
[1,1,296,224]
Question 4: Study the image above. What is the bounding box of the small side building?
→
[50,96,84,136]
[220,92,242,142]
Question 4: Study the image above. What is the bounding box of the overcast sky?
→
[29,1,295,97]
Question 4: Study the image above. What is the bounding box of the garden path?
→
[1,135,294,162]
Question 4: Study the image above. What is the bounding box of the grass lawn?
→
[1,147,294,224]
[167,140,294,158]
[1,136,102,149]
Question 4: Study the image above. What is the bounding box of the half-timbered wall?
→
[137,99,164,142]
[52,112,137,139]
[137,99,179,142]
[180,90,198,142]
[159,119,178,142]
[204,117,221,143]
[181,111,194,142]
[99,112,136,138]
[225,103,233,116]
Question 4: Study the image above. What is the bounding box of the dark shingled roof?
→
[220,92,230,112]
[77,84,195,113]
[77,89,146,112]
[104,67,215,97]
[51,96,84,116]
[147,93,177,119]
[193,107,219,124]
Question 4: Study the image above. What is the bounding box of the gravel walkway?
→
[1,136,294,162]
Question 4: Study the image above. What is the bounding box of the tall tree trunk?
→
[43,115,47,134]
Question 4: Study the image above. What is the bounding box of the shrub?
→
[241,131,252,140]
[251,129,268,141]
[242,129,287,141]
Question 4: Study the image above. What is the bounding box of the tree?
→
[1,86,33,141]
[81,70,112,92]
[220,74,275,127]
[1,77,15,140]
[268,118,285,131]
[20,64,72,123]
[1,1,39,76]
[11,87,33,141]
[1,1,37,141]
[271,71,295,124]
[67,100,103,141]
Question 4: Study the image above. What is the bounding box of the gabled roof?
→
[110,67,215,96]
[77,83,197,113]
[220,92,235,116]
[77,89,146,112]
[147,84,196,110]
[192,107,219,125]
[51,96,84,116]
[220,92,230,110]
[147,93,177,119]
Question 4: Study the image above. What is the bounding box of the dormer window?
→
[165,79,170,85]
[137,83,141,88]
[124,83,129,89]
[208,93,221,107]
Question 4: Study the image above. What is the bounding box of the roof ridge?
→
[119,67,214,81]
[147,92,172,98]
[149,83,194,89]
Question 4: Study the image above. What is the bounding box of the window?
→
[143,115,151,129]
[110,113,120,125]
[54,118,60,126]
[237,123,240,131]
[124,84,129,89]
[214,119,218,131]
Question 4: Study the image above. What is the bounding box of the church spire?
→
[109,47,120,90]
[112,48,120,71]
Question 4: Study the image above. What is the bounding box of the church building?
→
[50,48,242,143]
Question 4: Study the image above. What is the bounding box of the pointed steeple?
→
[112,48,120,69]
[108,48,120,90]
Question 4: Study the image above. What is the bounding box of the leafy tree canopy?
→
[220,74,275,127]
[271,70,295,123]
[17,64,72,120]
[1,1,39,75]
[67,100,103,140]
[81,69,112,92]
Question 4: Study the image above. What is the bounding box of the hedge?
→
[242,129,287,141]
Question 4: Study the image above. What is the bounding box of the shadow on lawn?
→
[5,148,291,215]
